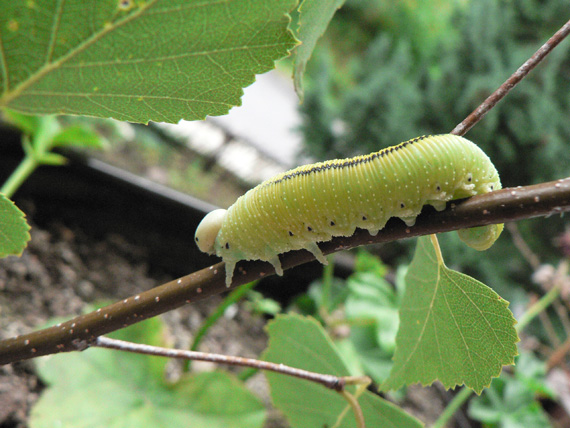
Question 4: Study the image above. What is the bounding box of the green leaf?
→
[52,125,108,150]
[31,316,265,428]
[263,314,422,428]
[0,1,297,123]
[293,0,346,100]
[341,252,406,383]
[382,236,519,394]
[469,369,553,428]
[2,109,41,134]
[0,194,31,257]
[345,270,401,383]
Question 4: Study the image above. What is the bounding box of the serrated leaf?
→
[263,314,422,428]
[0,194,31,257]
[0,0,298,123]
[293,0,346,100]
[382,236,519,394]
[31,316,265,428]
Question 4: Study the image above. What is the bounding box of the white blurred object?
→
[158,70,302,186]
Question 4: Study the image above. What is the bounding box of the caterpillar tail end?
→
[457,223,504,251]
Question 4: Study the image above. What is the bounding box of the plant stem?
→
[185,280,258,371]
[1,178,570,365]
[516,279,562,333]
[0,155,38,198]
[431,387,473,428]
[430,234,444,265]
[236,366,258,382]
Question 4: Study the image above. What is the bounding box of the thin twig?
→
[1,178,570,365]
[553,300,570,338]
[2,19,570,367]
[94,336,370,392]
[506,223,541,270]
[546,335,570,371]
[516,261,568,332]
[451,19,570,136]
[538,304,562,347]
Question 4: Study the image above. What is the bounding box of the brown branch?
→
[451,18,570,136]
[94,336,369,392]
[2,17,570,367]
[1,177,570,365]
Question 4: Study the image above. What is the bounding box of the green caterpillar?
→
[195,134,503,286]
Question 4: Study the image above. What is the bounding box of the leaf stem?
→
[431,387,473,428]
[335,389,366,428]
[430,234,444,265]
[0,155,38,198]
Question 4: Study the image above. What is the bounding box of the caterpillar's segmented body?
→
[195,135,503,286]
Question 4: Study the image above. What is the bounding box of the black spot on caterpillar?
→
[195,135,503,286]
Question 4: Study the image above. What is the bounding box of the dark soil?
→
[0,200,466,428]
[0,206,277,427]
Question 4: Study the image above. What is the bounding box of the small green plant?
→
[0,110,107,259]
[469,352,556,428]
[0,2,569,427]
[31,311,265,428]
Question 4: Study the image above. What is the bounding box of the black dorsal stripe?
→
[266,135,430,186]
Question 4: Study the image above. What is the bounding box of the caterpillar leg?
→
[269,256,284,276]
[306,242,328,265]
[429,201,447,212]
[224,260,237,288]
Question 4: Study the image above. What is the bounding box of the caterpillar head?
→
[195,209,227,255]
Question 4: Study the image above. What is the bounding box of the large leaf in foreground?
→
[263,314,422,428]
[0,194,30,257]
[0,0,297,123]
[31,316,265,428]
[382,236,519,394]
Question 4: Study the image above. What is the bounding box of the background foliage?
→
[299,0,570,301]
